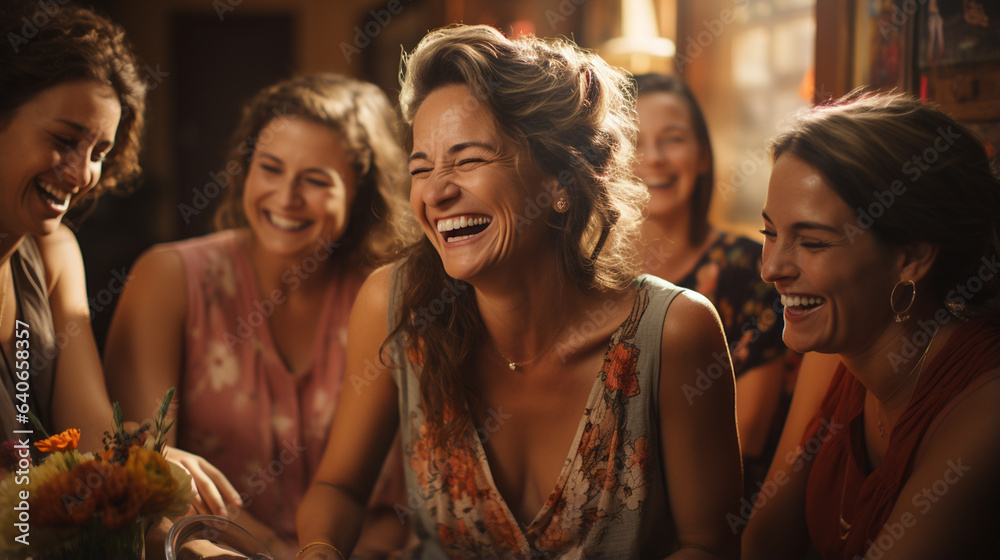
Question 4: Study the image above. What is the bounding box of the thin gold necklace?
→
[488,311,569,371]
[874,327,939,438]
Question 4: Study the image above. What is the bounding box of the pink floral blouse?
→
[159,230,366,541]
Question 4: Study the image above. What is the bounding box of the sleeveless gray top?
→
[0,236,57,452]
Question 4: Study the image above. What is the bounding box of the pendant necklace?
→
[488,311,569,371]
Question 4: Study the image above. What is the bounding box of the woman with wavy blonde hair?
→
[298,25,741,560]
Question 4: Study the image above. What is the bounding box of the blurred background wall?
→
[66,0,999,349]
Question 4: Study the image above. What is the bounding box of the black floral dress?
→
[676,233,785,378]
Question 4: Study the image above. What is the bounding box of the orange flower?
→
[626,436,649,472]
[604,343,640,397]
[33,468,99,526]
[35,429,81,453]
[92,462,148,531]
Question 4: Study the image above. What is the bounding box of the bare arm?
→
[296,266,401,558]
[104,246,241,516]
[104,248,186,441]
[742,351,841,559]
[38,226,115,452]
[735,357,786,458]
[660,291,743,559]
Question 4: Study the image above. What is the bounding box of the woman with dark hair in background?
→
[297,25,741,560]
[104,73,412,557]
[633,73,788,493]
[744,91,1000,559]
[0,0,239,512]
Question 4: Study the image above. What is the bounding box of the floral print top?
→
[675,233,784,378]
[391,274,684,559]
[160,230,366,541]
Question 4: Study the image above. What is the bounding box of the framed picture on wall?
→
[852,0,916,93]
[914,0,1000,122]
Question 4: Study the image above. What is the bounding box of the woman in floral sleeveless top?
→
[298,25,743,560]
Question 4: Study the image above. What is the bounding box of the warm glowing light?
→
[601,0,675,73]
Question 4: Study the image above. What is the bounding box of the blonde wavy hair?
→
[389,24,647,446]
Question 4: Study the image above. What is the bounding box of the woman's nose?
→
[277,177,304,206]
[420,169,461,207]
[760,241,795,284]
[57,149,96,191]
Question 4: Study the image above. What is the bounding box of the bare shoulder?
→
[35,225,83,291]
[658,288,731,396]
[354,263,395,318]
[122,244,187,306]
[661,288,726,349]
[346,264,398,351]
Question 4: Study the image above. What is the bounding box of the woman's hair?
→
[213,73,411,268]
[633,73,715,245]
[771,89,1000,321]
[391,24,646,446]
[0,0,146,199]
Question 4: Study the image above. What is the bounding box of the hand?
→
[164,445,243,517]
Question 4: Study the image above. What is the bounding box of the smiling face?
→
[760,154,903,354]
[0,80,121,238]
[242,117,357,262]
[408,84,555,282]
[635,91,707,221]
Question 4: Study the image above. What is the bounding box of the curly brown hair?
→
[390,25,647,446]
[0,0,146,199]
[213,73,412,268]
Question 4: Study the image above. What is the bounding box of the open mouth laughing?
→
[264,210,312,232]
[36,178,72,212]
[781,294,827,314]
[436,215,492,243]
[645,176,677,190]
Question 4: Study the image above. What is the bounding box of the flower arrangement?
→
[0,389,191,559]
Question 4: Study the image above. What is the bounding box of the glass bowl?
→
[164,514,273,559]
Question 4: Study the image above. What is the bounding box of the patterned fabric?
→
[160,229,366,541]
[391,274,684,559]
[675,233,784,378]
[0,236,57,456]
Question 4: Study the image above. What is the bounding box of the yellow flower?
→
[126,447,178,514]
[35,429,81,453]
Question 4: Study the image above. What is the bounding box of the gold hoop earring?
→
[554,197,569,213]
[891,280,916,322]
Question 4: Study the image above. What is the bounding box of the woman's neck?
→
[243,230,337,297]
[473,257,588,365]
[840,310,957,411]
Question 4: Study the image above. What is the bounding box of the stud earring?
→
[554,197,569,213]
